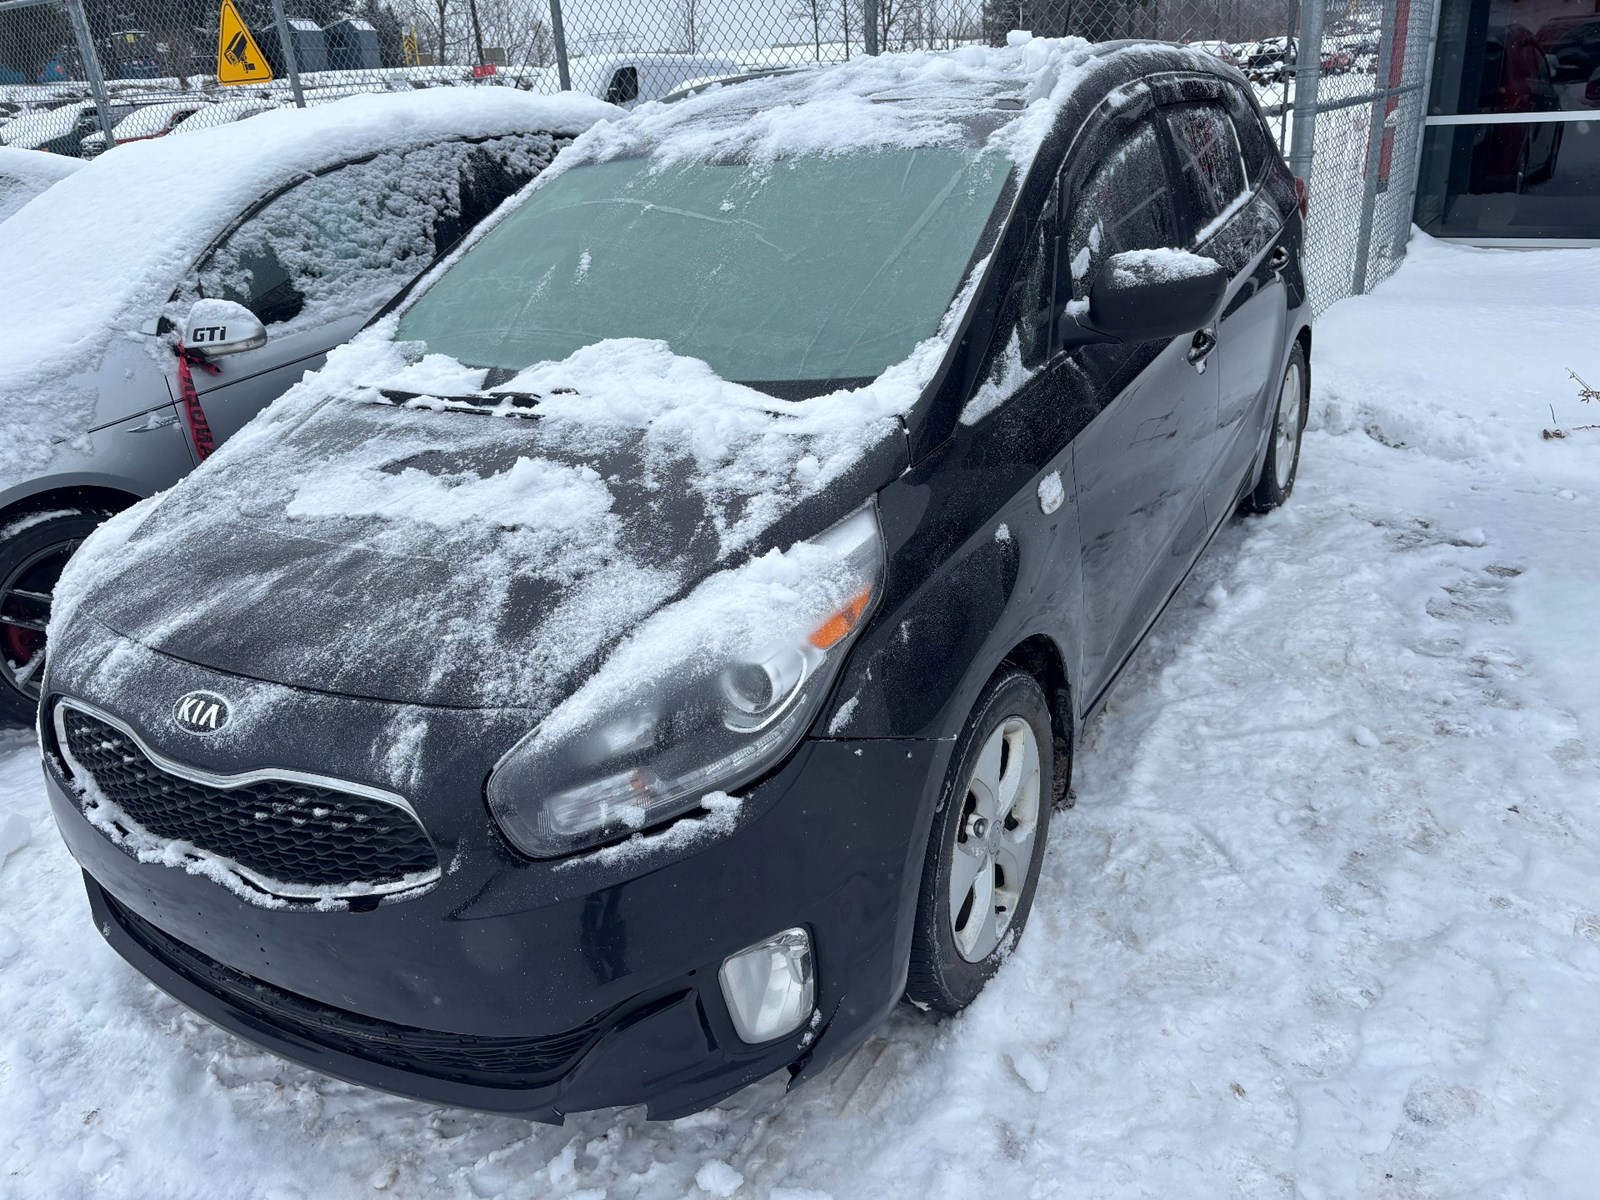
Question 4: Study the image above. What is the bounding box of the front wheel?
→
[1,508,106,728]
[1248,342,1309,513]
[904,670,1055,1014]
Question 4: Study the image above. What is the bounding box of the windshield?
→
[394,146,1011,389]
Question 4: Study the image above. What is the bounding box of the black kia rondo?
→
[41,37,1311,1121]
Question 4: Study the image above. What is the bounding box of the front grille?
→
[58,705,437,898]
[109,893,610,1087]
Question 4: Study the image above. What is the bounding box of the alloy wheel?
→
[948,716,1043,963]
[1274,358,1305,492]
[1,538,80,703]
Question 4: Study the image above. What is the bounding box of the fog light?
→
[718,927,814,1044]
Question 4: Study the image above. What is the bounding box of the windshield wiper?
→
[375,388,543,419]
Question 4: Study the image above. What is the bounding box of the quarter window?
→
[1227,89,1279,189]
[606,67,640,105]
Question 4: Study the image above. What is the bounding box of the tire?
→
[1529,125,1562,186]
[0,508,107,728]
[905,670,1055,1014]
[1248,342,1309,514]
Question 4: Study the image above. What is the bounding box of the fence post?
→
[549,0,572,91]
[270,0,306,108]
[864,0,879,54]
[1389,0,1442,261]
[1351,0,1397,294]
[63,0,116,149]
[1287,0,1324,185]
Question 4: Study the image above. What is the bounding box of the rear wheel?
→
[1248,342,1309,513]
[905,670,1055,1013]
[0,508,105,728]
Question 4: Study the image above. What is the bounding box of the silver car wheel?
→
[1274,358,1305,492]
[948,716,1042,963]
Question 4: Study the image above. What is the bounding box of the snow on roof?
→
[169,99,278,135]
[0,147,83,223]
[0,100,90,150]
[0,87,618,480]
[109,99,207,140]
[555,34,1099,171]
[0,145,83,187]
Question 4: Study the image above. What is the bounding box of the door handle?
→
[127,410,181,433]
[1266,245,1291,272]
[1187,327,1218,372]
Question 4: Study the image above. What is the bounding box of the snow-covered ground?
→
[2,235,1598,1197]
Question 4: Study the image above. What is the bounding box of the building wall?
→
[1413,0,1600,240]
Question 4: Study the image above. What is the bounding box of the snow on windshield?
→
[393,146,1011,385]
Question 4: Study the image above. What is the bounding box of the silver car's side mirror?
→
[183,299,267,357]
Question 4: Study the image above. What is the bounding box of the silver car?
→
[0,88,618,725]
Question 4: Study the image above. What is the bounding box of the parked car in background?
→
[0,146,82,222]
[1320,46,1353,74]
[1187,39,1240,68]
[1242,36,1297,82]
[566,52,748,107]
[37,38,1311,1122]
[168,98,278,137]
[1536,13,1600,87]
[80,98,212,157]
[0,99,136,156]
[0,88,619,724]
[1474,24,1564,191]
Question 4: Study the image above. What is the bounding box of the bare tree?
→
[792,0,826,59]
[679,0,700,53]
[475,0,554,68]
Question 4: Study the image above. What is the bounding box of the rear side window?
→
[606,67,639,105]
[1166,102,1249,237]
[1227,89,1281,188]
[1065,123,1180,301]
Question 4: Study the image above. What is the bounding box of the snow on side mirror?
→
[1083,249,1228,344]
[183,299,267,358]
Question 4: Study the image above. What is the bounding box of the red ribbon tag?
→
[174,341,222,460]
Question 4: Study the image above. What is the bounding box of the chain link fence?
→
[3,0,1436,311]
[1289,0,1438,313]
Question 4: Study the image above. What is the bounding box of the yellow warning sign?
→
[216,0,273,86]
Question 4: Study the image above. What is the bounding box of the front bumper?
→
[43,635,947,1119]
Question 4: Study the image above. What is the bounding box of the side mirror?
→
[183,298,267,357]
[1060,249,1228,349]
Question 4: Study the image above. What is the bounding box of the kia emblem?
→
[173,691,230,734]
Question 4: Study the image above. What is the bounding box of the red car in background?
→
[80,99,210,157]
[1473,24,1563,192]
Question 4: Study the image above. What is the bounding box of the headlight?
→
[487,503,884,858]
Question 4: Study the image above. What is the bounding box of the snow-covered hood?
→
[53,332,912,711]
[0,88,618,487]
